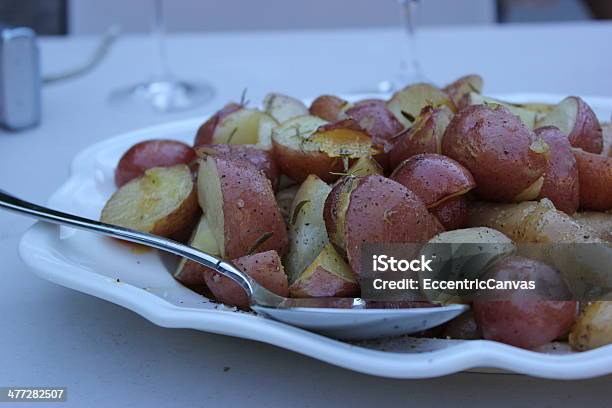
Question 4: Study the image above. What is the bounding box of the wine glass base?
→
[110,79,215,113]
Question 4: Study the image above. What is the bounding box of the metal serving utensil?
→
[0,190,468,340]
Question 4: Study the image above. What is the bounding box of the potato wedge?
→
[263,92,309,124]
[197,156,288,259]
[272,116,376,183]
[195,106,277,150]
[101,165,199,237]
[285,175,332,283]
[204,250,289,310]
[573,148,612,211]
[443,74,484,108]
[535,127,579,214]
[115,140,196,187]
[569,302,612,351]
[275,185,300,226]
[195,144,280,190]
[442,104,548,203]
[536,96,603,154]
[309,95,350,121]
[388,106,453,169]
[387,83,456,128]
[289,244,359,298]
[174,216,221,285]
[325,175,443,277]
[573,211,612,241]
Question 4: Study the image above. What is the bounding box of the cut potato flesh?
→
[213,109,277,148]
[263,93,309,124]
[285,175,332,283]
[346,157,383,177]
[535,97,577,135]
[272,115,329,153]
[386,83,456,128]
[311,127,378,158]
[101,164,198,237]
[198,158,226,255]
[570,302,612,351]
[174,216,222,284]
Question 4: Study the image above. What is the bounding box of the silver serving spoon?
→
[0,190,467,340]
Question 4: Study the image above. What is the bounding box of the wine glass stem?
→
[399,0,423,81]
[152,0,172,81]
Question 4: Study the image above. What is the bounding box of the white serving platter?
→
[19,93,612,379]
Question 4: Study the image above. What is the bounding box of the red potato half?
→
[536,96,603,154]
[204,250,289,310]
[174,216,221,285]
[443,74,484,109]
[194,105,278,150]
[197,156,288,259]
[101,165,199,238]
[309,95,350,122]
[324,175,444,277]
[271,116,377,183]
[534,127,580,214]
[195,144,280,190]
[473,256,577,349]
[285,175,332,283]
[388,106,453,170]
[263,92,309,124]
[289,244,359,298]
[573,148,612,211]
[390,154,476,230]
[115,139,196,187]
[442,104,548,203]
[386,83,456,128]
[343,101,405,170]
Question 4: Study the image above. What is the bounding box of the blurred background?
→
[0,0,610,36]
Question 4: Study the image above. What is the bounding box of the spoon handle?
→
[0,189,256,298]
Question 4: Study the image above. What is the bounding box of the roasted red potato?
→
[386,83,456,128]
[289,244,359,298]
[388,106,453,170]
[573,148,612,211]
[174,216,221,285]
[534,127,579,214]
[536,96,603,154]
[194,104,277,150]
[309,95,350,121]
[204,250,289,310]
[390,154,476,230]
[263,92,309,124]
[569,302,612,351]
[442,74,484,109]
[197,156,288,259]
[573,212,612,242]
[473,256,577,349]
[324,175,443,277]
[442,104,548,202]
[101,165,199,238]
[272,116,377,183]
[343,100,405,170]
[195,144,280,190]
[115,139,196,187]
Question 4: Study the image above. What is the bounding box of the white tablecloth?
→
[1,22,611,407]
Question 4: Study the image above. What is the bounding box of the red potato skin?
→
[473,256,576,349]
[390,154,476,208]
[534,127,580,214]
[196,144,280,190]
[573,149,612,211]
[204,251,289,310]
[345,101,405,170]
[430,195,471,231]
[442,105,547,202]
[309,95,348,121]
[194,103,242,147]
[569,97,603,154]
[214,157,289,259]
[343,175,444,277]
[289,267,360,298]
[115,140,196,187]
